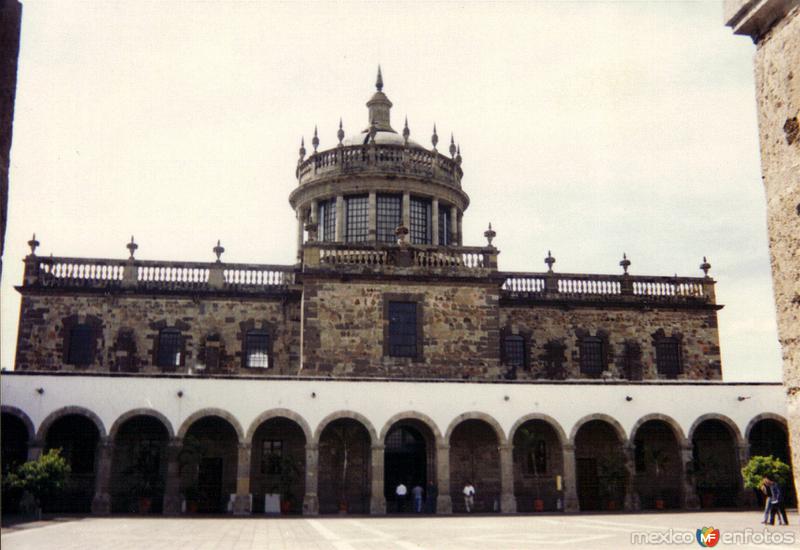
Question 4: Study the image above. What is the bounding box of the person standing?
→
[426,481,438,514]
[463,481,475,513]
[412,484,424,513]
[395,482,408,513]
[768,479,789,526]
[760,478,771,524]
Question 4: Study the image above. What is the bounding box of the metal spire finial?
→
[337,118,344,145]
[402,116,410,144]
[545,250,556,272]
[126,235,138,260]
[27,233,40,256]
[376,65,383,92]
[455,144,462,165]
[213,240,225,263]
[431,124,438,149]
[298,137,306,162]
[449,133,457,158]
[312,126,319,152]
[700,256,711,277]
[620,252,631,275]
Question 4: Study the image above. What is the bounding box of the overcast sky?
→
[0,1,781,381]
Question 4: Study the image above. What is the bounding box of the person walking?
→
[412,484,424,513]
[395,482,408,513]
[760,478,771,524]
[463,481,475,513]
[767,479,789,526]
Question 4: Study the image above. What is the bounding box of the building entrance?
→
[384,426,427,513]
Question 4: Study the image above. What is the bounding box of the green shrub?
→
[2,449,71,508]
[741,455,791,490]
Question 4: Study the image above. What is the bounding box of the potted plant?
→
[328,424,361,514]
[183,486,201,514]
[695,456,724,508]
[178,435,204,514]
[268,455,301,515]
[3,448,70,520]
[597,453,627,511]
[646,446,670,510]
[516,427,546,512]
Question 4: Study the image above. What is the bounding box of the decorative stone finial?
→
[483,223,496,246]
[213,240,225,263]
[337,118,344,146]
[376,65,383,92]
[369,119,378,143]
[402,117,410,144]
[395,224,409,246]
[449,133,456,158]
[298,137,306,163]
[545,250,556,272]
[700,256,711,277]
[312,126,319,152]
[431,124,438,149]
[620,252,631,275]
[126,235,138,260]
[455,144,462,165]
[27,233,40,256]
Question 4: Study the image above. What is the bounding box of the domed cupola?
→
[289,68,470,255]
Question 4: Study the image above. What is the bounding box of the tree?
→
[741,455,792,490]
[3,449,71,511]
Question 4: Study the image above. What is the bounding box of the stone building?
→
[725,0,800,514]
[1,71,794,516]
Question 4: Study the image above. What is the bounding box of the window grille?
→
[503,335,526,368]
[438,205,450,246]
[410,197,431,244]
[345,195,369,242]
[656,338,681,378]
[377,194,402,244]
[318,199,336,242]
[67,324,93,365]
[580,337,604,377]
[157,329,182,368]
[245,330,270,369]
[388,301,417,357]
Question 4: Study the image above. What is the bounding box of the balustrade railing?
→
[296,143,462,188]
[305,242,496,272]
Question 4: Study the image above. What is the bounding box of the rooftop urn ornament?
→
[545,250,556,272]
[402,116,410,145]
[483,223,496,246]
[449,133,457,158]
[431,124,438,150]
[298,137,306,163]
[455,144,462,165]
[376,65,384,92]
[126,236,138,260]
[213,240,225,263]
[27,233,39,256]
[620,252,631,275]
[700,256,711,277]
[337,118,344,146]
[312,126,319,153]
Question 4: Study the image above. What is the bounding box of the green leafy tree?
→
[3,449,71,510]
[741,455,792,489]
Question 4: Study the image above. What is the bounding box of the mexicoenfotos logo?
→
[696,527,720,547]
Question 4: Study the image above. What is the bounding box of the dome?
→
[342,129,422,148]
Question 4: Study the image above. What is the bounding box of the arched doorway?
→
[692,419,740,508]
[180,416,239,513]
[2,412,31,514]
[318,418,371,514]
[632,420,682,509]
[512,419,563,512]
[250,417,306,514]
[384,420,435,513]
[574,419,626,511]
[44,414,100,513]
[748,418,795,507]
[449,419,501,513]
[110,415,170,514]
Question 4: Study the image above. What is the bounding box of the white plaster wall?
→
[0,374,786,445]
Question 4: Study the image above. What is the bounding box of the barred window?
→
[410,197,431,244]
[245,330,270,369]
[655,338,681,378]
[157,328,182,368]
[377,194,402,244]
[67,324,94,365]
[318,199,336,242]
[580,337,604,377]
[438,205,450,246]
[503,334,526,368]
[345,195,369,242]
[388,301,417,357]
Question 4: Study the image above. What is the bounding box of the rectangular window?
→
[438,205,450,246]
[410,197,431,244]
[345,195,369,242]
[388,301,418,358]
[376,194,402,244]
[157,329,182,368]
[67,324,94,365]
[579,337,604,377]
[261,440,283,474]
[656,339,681,378]
[245,331,270,369]
[503,335,526,368]
[318,199,336,242]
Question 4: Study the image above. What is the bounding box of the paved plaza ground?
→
[2,511,799,549]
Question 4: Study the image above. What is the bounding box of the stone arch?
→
[688,413,744,446]
[313,410,379,445]
[379,411,444,445]
[630,413,686,443]
[245,408,312,444]
[744,413,788,442]
[36,406,107,441]
[569,413,627,445]
[1,405,35,441]
[445,412,508,446]
[177,408,244,442]
[109,408,175,440]
[509,413,568,446]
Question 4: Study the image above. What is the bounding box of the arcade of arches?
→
[1,408,794,515]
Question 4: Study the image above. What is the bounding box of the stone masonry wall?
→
[15,293,301,374]
[500,304,722,380]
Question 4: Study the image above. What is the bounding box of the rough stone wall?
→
[301,278,501,378]
[15,293,301,375]
[500,305,722,380]
[751,3,800,509]
[449,420,501,513]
